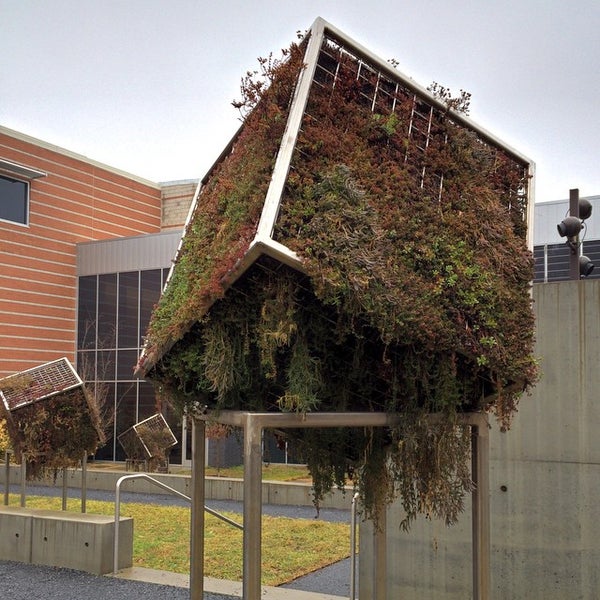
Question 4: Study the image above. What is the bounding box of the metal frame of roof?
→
[117,413,177,460]
[0,357,83,412]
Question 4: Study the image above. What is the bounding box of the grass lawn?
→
[87,462,313,483]
[204,463,312,482]
[9,494,350,586]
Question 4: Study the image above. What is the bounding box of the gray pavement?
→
[0,559,232,600]
[3,483,352,598]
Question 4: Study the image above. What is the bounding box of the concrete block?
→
[0,507,132,575]
[30,509,133,575]
[0,506,34,563]
[0,462,351,508]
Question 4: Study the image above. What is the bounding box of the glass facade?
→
[76,268,182,461]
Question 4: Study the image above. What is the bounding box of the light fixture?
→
[579,256,595,278]
[557,189,595,280]
[557,216,583,239]
[579,198,593,221]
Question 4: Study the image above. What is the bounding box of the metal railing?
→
[350,491,359,600]
[113,473,243,574]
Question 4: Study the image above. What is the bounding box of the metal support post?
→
[81,453,87,513]
[471,418,490,600]
[372,505,387,600]
[569,188,580,280]
[4,451,9,506]
[350,492,360,600]
[190,418,206,600]
[62,468,68,510]
[243,413,263,600]
[20,459,26,507]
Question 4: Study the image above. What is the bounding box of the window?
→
[0,174,28,225]
[0,159,46,226]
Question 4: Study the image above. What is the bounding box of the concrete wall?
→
[359,279,600,599]
[0,506,133,575]
[1,466,352,510]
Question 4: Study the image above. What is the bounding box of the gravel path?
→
[0,560,234,600]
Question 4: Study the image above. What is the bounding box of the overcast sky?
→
[1,0,599,203]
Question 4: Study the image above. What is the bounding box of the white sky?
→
[1,0,599,203]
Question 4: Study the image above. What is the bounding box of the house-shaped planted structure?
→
[138,18,537,523]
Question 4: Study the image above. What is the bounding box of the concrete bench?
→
[0,506,133,575]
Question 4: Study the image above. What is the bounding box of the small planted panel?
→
[118,413,177,461]
[0,358,83,412]
[0,359,104,478]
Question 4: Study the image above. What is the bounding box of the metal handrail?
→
[113,473,243,573]
[350,491,360,600]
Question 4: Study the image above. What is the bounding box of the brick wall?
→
[0,128,162,376]
[160,180,197,229]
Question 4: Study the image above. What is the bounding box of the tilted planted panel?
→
[118,413,177,460]
[0,357,83,411]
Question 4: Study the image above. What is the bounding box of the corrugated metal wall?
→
[77,230,181,276]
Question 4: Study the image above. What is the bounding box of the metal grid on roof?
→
[118,413,177,460]
[307,33,529,210]
[0,357,83,412]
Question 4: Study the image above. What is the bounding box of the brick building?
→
[0,125,196,462]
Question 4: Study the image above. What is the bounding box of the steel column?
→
[350,492,360,600]
[62,467,68,510]
[81,453,87,513]
[3,451,9,506]
[190,418,206,600]
[372,505,387,600]
[242,413,263,600]
[20,459,26,507]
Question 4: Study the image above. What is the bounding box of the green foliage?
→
[141,42,306,363]
[0,417,11,458]
[142,34,538,527]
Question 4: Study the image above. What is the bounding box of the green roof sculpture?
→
[137,18,537,525]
